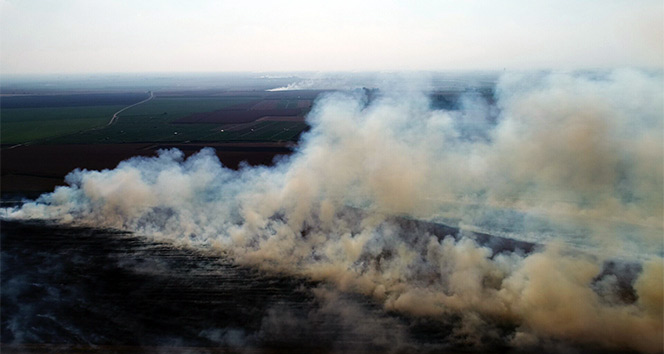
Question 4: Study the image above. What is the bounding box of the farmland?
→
[1,105,126,144]
[42,91,318,144]
[1,92,151,145]
[1,85,483,193]
[1,92,149,108]
[1,86,483,193]
[1,89,322,193]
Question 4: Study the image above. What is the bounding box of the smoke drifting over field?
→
[4,70,663,352]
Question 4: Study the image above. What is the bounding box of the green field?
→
[48,96,251,143]
[121,96,258,117]
[2,94,311,145]
[48,96,308,144]
[277,99,300,109]
[1,105,125,145]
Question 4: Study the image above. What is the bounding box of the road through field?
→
[107,91,154,126]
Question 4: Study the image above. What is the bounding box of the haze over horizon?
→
[1,0,663,75]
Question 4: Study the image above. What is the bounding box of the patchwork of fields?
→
[1,89,323,192]
[2,90,320,145]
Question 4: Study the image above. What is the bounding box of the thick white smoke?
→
[3,70,663,352]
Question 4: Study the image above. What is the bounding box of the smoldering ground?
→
[3,70,663,353]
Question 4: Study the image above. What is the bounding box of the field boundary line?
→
[107,91,154,126]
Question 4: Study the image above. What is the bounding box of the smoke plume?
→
[3,70,663,352]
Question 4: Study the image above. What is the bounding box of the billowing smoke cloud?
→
[3,70,663,352]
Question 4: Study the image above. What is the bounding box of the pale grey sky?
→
[1,0,662,74]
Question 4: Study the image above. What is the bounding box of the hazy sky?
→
[1,0,662,74]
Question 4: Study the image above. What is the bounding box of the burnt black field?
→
[0,220,463,353]
[0,219,639,354]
